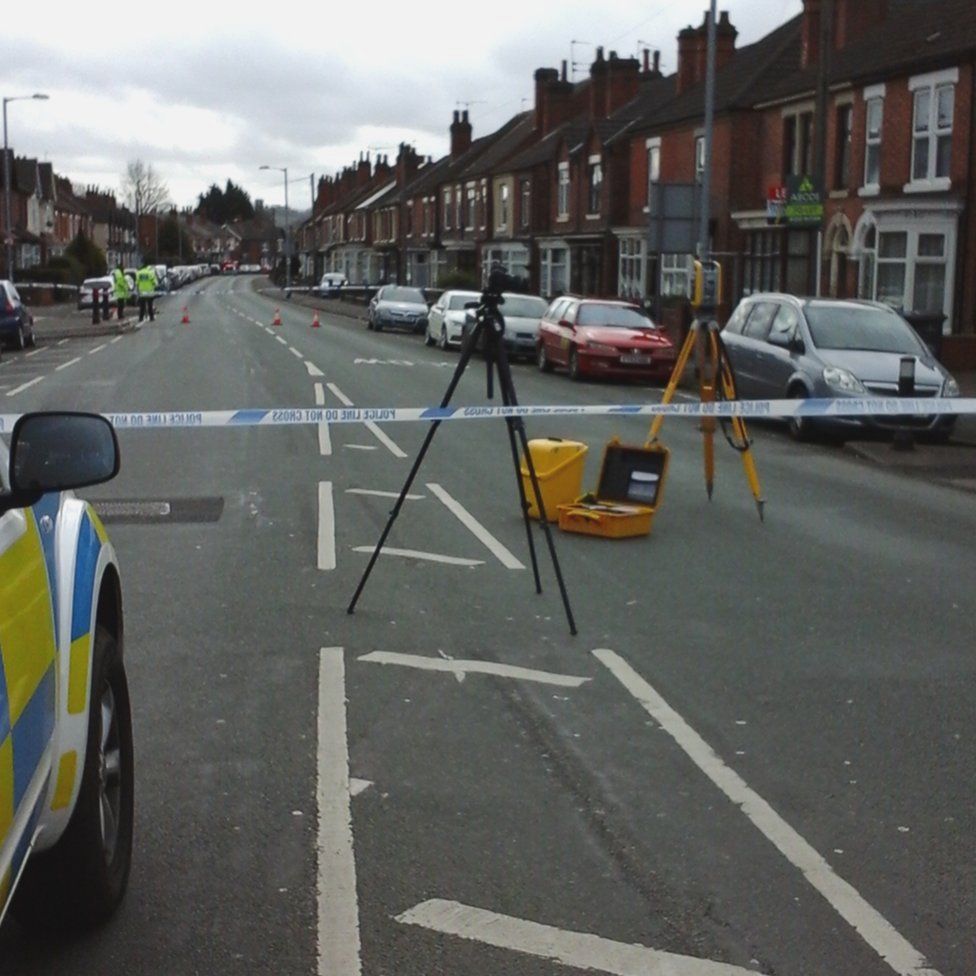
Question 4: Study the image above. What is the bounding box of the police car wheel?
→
[13,626,134,932]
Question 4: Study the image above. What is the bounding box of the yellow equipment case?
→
[557,439,670,539]
[519,438,589,521]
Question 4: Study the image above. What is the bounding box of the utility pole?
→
[698,0,717,260]
[812,0,833,296]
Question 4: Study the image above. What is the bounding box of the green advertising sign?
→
[784,176,824,227]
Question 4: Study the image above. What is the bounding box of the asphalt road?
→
[0,276,972,976]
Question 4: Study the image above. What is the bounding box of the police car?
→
[0,411,132,932]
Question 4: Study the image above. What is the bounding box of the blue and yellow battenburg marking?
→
[0,504,58,870]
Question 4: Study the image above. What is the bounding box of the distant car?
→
[367,285,428,333]
[316,272,347,297]
[0,280,35,350]
[721,294,960,442]
[0,411,133,933]
[425,289,481,350]
[78,276,114,310]
[536,297,677,382]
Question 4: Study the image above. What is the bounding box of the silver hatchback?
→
[721,295,960,441]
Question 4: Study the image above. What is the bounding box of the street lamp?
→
[3,93,49,281]
[259,164,290,290]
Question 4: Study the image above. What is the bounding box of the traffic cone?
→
[181,306,190,324]
[273,308,282,327]
[312,310,321,329]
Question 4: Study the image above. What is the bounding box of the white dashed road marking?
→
[6,376,44,397]
[426,483,524,570]
[318,482,336,571]
[55,356,81,371]
[358,651,590,687]
[350,547,482,566]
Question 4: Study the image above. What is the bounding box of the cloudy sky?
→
[3,0,801,211]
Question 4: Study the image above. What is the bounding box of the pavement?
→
[30,293,976,492]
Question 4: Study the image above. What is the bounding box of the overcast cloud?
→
[2,0,801,209]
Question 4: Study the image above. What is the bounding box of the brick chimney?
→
[592,50,641,117]
[676,25,701,94]
[715,11,738,71]
[534,66,574,135]
[395,143,421,187]
[834,0,888,50]
[676,10,737,94]
[356,154,371,187]
[450,110,473,158]
[801,0,821,68]
[374,154,392,181]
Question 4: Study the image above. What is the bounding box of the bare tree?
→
[121,159,170,216]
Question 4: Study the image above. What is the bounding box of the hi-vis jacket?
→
[112,268,129,301]
[135,266,158,296]
[0,456,121,921]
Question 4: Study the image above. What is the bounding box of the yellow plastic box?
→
[519,438,589,521]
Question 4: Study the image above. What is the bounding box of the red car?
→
[536,297,677,382]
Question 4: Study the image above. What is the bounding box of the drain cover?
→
[93,497,224,524]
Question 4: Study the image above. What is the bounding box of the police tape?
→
[1,396,974,432]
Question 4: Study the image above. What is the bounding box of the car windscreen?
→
[448,294,479,310]
[805,305,926,354]
[500,296,548,318]
[577,304,655,328]
[382,287,425,303]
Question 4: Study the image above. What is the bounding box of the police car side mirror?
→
[9,412,120,497]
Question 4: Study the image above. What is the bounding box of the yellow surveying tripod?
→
[646,260,765,520]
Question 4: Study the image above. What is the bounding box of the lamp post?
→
[3,92,49,281]
[260,164,290,290]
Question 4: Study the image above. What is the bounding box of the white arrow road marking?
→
[327,382,406,458]
[358,651,590,688]
[349,778,373,797]
[345,489,425,501]
[350,547,483,566]
[318,482,336,570]
[437,648,465,683]
[593,648,942,976]
[306,362,325,377]
[426,482,524,570]
[396,899,756,976]
[317,648,361,976]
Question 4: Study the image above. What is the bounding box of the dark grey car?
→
[721,295,960,441]
[367,285,429,334]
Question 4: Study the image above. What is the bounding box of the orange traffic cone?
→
[312,310,321,329]
[273,308,282,327]
[181,306,190,324]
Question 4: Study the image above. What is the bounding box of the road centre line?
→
[275,335,288,345]
[56,338,69,346]
[89,344,107,354]
[306,362,324,377]
[110,336,122,344]
[290,347,304,359]
[350,547,483,566]
[358,651,590,687]
[315,384,332,456]
[24,348,43,358]
[317,648,362,976]
[426,483,525,570]
[318,482,336,571]
[6,376,44,397]
[397,899,756,976]
[592,648,942,976]
[326,382,406,458]
[345,489,425,501]
[55,356,81,371]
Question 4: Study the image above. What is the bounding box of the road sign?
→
[784,176,824,227]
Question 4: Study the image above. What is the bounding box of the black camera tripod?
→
[347,269,578,635]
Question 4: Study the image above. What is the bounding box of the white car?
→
[77,277,115,310]
[425,290,482,350]
[0,412,133,932]
[316,273,346,297]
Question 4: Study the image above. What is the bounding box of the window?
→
[768,304,800,344]
[466,186,476,230]
[913,232,948,313]
[834,104,852,189]
[557,164,569,219]
[694,137,705,184]
[876,231,907,306]
[520,180,531,230]
[587,160,602,214]
[742,302,777,341]
[909,70,957,187]
[660,254,691,298]
[541,245,569,296]
[784,111,814,177]
[455,185,463,232]
[646,138,661,207]
[863,97,883,189]
[617,237,646,300]
[443,189,452,230]
[497,183,510,230]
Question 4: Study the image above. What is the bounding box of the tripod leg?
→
[701,329,717,500]
[493,335,577,635]
[716,340,766,520]
[347,320,485,614]
[646,320,699,446]
[503,413,543,593]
